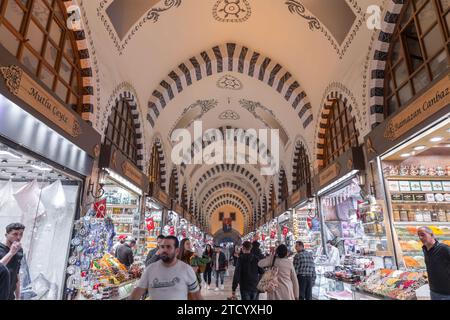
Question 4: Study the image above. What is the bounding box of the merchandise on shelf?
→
[292,204,322,253]
[383,159,450,270]
[356,269,428,300]
[65,209,144,300]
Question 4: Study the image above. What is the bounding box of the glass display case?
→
[292,200,322,253]
[379,118,450,270]
[104,180,141,244]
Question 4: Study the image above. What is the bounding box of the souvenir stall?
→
[289,184,322,254]
[98,144,149,261]
[142,197,163,256]
[147,183,171,251]
[313,147,394,300]
[64,205,142,300]
[258,210,278,255]
[277,210,293,251]
[0,50,101,300]
[361,77,449,300]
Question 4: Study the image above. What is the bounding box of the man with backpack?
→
[231,241,263,300]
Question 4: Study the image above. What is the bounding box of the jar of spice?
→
[400,209,409,222]
[415,209,424,222]
[408,210,416,222]
[437,209,447,222]
[393,209,401,222]
[422,209,432,222]
[431,210,438,222]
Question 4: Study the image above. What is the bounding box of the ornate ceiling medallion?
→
[217,74,243,90]
[213,0,251,23]
[219,110,240,120]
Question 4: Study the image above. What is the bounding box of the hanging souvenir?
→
[169,226,175,236]
[270,230,276,239]
[146,217,155,231]
[282,227,289,236]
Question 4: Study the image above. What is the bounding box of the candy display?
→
[64,208,142,300]
[395,225,450,270]
[356,269,428,300]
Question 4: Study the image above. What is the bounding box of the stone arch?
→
[292,139,312,191]
[62,0,95,124]
[368,0,408,128]
[315,91,361,170]
[147,43,313,129]
[149,136,167,190]
[194,164,263,195]
[102,88,145,170]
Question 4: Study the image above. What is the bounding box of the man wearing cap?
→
[417,226,450,300]
[112,235,127,256]
[115,238,136,268]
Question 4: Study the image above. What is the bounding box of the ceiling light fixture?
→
[430,136,443,142]
[400,153,411,158]
[31,164,52,171]
[0,150,22,159]
[414,146,426,151]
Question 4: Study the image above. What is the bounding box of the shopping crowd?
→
[1,222,450,300]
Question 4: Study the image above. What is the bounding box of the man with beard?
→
[129,236,203,300]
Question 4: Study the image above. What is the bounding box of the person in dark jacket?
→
[115,239,136,268]
[418,227,450,300]
[251,241,265,261]
[0,263,10,300]
[203,244,214,289]
[145,235,165,267]
[232,241,263,300]
[212,245,228,291]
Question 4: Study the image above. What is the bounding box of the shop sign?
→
[384,73,450,141]
[319,162,341,187]
[122,161,143,187]
[0,65,82,138]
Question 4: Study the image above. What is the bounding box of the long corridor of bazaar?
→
[0,0,449,302]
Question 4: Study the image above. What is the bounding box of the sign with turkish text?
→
[0,65,82,137]
[384,73,450,141]
[319,162,341,187]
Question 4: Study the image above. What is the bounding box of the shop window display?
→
[143,198,162,255]
[0,142,81,300]
[292,201,322,254]
[380,118,450,271]
[103,181,141,251]
[314,178,393,300]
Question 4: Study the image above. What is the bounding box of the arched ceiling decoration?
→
[78,0,387,232]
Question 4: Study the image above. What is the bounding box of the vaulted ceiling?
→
[76,0,387,233]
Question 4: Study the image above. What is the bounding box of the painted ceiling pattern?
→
[213,0,252,23]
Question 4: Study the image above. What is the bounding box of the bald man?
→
[417,227,450,300]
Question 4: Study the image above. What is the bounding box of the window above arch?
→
[0,0,84,114]
[385,0,450,117]
[293,143,311,191]
[323,99,359,168]
[104,99,138,165]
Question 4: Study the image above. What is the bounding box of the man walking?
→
[212,245,228,291]
[115,238,136,268]
[231,241,263,300]
[417,227,450,300]
[0,223,25,300]
[129,236,202,300]
[293,241,316,300]
[145,235,165,266]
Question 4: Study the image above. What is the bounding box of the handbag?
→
[256,256,279,293]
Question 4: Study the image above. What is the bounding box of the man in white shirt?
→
[129,236,203,300]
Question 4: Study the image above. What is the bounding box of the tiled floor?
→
[201,267,235,300]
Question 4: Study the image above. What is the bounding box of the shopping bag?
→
[256,256,279,293]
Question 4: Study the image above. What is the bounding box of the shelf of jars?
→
[385,170,450,270]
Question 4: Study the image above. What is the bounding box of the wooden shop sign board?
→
[384,73,450,141]
[1,65,81,138]
[319,162,341,187]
